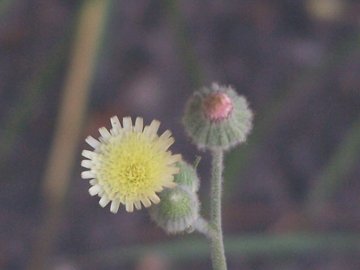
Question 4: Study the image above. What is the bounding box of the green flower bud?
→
[174,161,200,193]
[149,186,199,234]
[183,83,253,150]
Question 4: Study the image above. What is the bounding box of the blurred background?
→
[1,0,360,269]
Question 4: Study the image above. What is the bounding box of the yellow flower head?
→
[81,116,181,213]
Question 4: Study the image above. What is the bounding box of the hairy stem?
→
[210,149,228,270]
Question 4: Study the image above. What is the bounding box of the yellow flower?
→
[81,116,181,213]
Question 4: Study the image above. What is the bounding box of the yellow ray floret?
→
[81,116,181,213]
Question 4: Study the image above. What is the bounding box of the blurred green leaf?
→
[163,0,204,88]
[0,0,13,17]
[306,113,360,214]
[77,233,360,266]
[224,33,360,203]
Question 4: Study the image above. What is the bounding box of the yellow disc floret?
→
[81,116,181,213]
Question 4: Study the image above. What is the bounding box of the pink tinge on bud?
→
[202,92,233,121]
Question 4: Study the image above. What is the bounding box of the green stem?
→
[210,149,228,270]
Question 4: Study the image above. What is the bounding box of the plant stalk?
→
[26,1,111,269]
[210,149,228,270]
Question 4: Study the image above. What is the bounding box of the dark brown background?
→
[1,0,360,269]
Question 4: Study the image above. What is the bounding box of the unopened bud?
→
[183,83,253,150]
[174,161,200,193]
[149,187,199,234]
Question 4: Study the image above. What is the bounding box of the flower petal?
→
[110,199,120,213]
[85,136,99,149]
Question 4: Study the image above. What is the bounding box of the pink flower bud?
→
[202,92,233,121]
[183,83,253,150]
